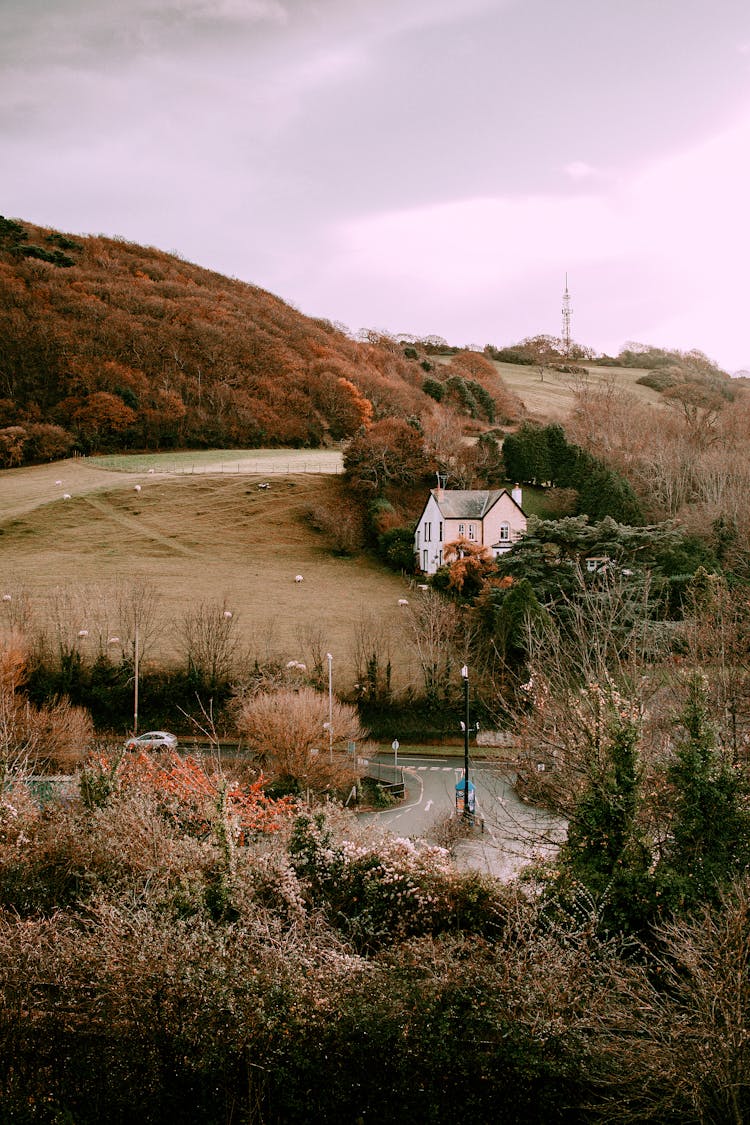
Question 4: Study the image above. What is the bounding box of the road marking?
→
[425,800,433,812]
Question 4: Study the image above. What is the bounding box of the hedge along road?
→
[362,751,566,881]
[0,449,345,523]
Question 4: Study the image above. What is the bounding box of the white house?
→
[413,485,527,575]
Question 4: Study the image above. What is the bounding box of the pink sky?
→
[3,0,750,370]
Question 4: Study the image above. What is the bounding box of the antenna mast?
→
[561,273,572,357]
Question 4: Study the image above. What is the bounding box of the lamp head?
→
[460,665,468,679]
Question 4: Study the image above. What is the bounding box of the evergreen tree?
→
[658,676,750,912]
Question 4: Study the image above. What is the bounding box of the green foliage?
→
[657,677,750,912]
[0,215,26,248]
[288,812,504,951]
[377,526,417,571]
[474,577,544,673]
[636,369,675,391]
[560,711,656,937]
[496,514,688,610]
[422,376,444,401]
[484,343,535,365]
[20,243,76,267]
[502,421,643,524]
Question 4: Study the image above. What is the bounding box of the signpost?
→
[392,738,399,767]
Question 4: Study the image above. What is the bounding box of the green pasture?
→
[0,458,414,691]
[91,449,344,474]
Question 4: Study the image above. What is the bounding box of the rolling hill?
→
[0,453,414,690]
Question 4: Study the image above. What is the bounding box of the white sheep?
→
[295,574,304,583]
[55,480,62,486]
[398,598,409,607]
[2,594,11,602]
[63,493,71,500]
[134,484,141,492]
[417,583,429,591]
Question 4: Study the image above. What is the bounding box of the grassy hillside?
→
[490,359,665,419]
[0,455,413,690]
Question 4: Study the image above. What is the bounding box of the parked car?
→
[124,730,178,752]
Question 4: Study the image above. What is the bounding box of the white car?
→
[124,730,178,752]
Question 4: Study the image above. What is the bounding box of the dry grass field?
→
[433,355,663,421]
[0,453,416,692]
[493,360,663,420]
[0,365,661,694]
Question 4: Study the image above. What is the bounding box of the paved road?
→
[361,754,566,881]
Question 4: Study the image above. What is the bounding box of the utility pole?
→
[561,273,572,357]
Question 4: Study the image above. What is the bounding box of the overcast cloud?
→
[3,0,750,369]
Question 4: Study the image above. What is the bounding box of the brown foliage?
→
[234,686,363,793]
[0,221,436,457]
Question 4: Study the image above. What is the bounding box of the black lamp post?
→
[460,664,471,820]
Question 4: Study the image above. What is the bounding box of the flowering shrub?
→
[288,813,503,950]
[84,750,295,842]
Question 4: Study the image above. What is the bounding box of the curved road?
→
[361,753,566,880]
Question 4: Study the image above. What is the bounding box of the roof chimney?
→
[436,471,447,500]
[511,484,523,507]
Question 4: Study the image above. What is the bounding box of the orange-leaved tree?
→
[89,750,295,842]
[442,537,496,598]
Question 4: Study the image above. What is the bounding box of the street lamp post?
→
[461,666,465,819]
[133,623,140,736]
[460,664,471,821]
[326,652,333,761]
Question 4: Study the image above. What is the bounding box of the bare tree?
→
[234,686,363,793]
[349,611,392,704]
[507,566,669,816]
[401,589,465,706]
[177,599,240,693]
[295,619,328,689]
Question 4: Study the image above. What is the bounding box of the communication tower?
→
[561,274,572,356]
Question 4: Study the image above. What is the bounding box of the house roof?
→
[432,488,516,519]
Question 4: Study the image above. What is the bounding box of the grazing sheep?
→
[55,480,62,486]
[295,574,304,583]
[63,493,71,500]
[134,485,141,492]
[398,598,409,606]
[2,594,11,602]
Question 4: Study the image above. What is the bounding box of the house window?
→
[422,549,428,570]
[425,522,431,542]
[415,529,420,548]
[439,521,443,541]
[468,523,476,541]
[438,549,443,566]
[499,522,510,541]
[458,523,465,536]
